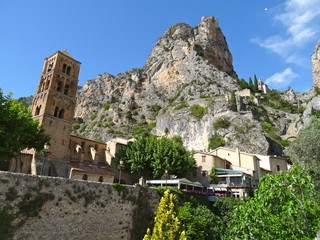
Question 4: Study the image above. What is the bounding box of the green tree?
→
[239,78,249,90]
[248,77,253,91]
[230,90,237,111]
[226,166,320,239]
[285,118,320,186]
[209,166,218,184]
[143,190,186,240]
[208,134,225,150]
[0,90,50,162]
[116,136,195,178]
[253,74,259,92]
[285,118,320,171]
[178,202,220,240]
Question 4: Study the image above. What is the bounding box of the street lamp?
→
[118,160,124,184]
[165,169,168,187]
[40,142,51,175]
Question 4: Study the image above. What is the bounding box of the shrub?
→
[149,104,162,112]
[148,122,156,128]
[72,123,80,131]
[190,104,206,120]
[315,87,320,96]
[208,134,225,150]
[235,122,255,134]
[102,103,110,110]
[279,139,290,147]
[90,112,98,121]
[260,121,278,133]
[107,128,114,134]
[311,108,320,118]
[174,101,188,110]
[213,116,230,129]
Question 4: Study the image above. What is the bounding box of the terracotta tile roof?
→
[69,162,114,175]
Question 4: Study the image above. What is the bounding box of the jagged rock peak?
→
[145,16,236,78]
[312,40,320,88]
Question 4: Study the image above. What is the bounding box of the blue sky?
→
[1,0,320,98]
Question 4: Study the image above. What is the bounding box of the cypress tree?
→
[143,190,186,240]
[230,90,237,111]
[254,74,259,92]
[248,77,253,91]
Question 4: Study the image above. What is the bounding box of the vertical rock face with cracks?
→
[312,40,320,88]
[143,16,237,99]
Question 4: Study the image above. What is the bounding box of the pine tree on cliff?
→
[143,190,186,240]
[230,90,237,111]
[253,74,259,92]
[249,77,254,91]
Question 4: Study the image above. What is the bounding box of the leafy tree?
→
[209,166,218,184]
[178,202,220,240]
[0,89,50,162]
[285,118,320,186]
[116,136,195,178]
[143,190,186,240]
[208,134,225,150]
[226,166,320,239]
[211,197,241,239]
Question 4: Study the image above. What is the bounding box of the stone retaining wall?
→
[0,171,160,240]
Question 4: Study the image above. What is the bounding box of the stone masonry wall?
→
[0,171,160,240]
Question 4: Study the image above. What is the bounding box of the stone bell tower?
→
[31,50,81,162]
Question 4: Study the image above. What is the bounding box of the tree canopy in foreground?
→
[285,118,320,177]
[0,89,50,161]
[116,135,195,178]
[226,166,320,239]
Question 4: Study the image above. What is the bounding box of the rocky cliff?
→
[72,16,319,156]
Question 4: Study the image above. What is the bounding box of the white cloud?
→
[265,68,298,89]
[252,0,320,63]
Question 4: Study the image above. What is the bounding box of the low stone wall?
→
[0,171,160,240]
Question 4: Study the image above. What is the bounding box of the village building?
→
[190,147,288,197]
[258,79,268,94]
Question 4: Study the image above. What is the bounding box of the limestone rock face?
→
[72,16,315,155]
[312,40,320,88]
[144,16,236,98]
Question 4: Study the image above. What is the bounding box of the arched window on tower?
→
[57,81,62,92]
[64,84,70,95]
[82,174,88,180]
[54,107,59,117]
[45,80,50,90]
[62,64,67,73]
[58,109,65,119]
[66,66,71,75]
[40,81,45,92]
[47,63,53,72]
[35,106,41,115]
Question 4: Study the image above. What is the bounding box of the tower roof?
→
[61,49,72,58]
